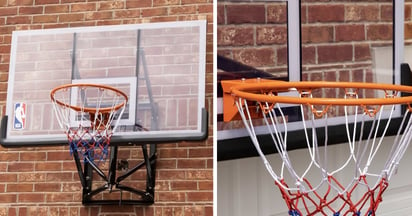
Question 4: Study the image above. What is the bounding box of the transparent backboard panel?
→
[3,20,207,146]
[217,0,290,139]
[217,0,404,141]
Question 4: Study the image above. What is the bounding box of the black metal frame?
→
[74,144,156,205]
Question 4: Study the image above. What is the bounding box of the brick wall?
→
[0,0,213,216]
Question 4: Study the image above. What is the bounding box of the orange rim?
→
[222,79,412,122]
[226,80,412,105]
[50,83,128,113]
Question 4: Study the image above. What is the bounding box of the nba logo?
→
[14,103,26,130]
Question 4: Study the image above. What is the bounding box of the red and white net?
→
[51,84,127,162]
[236,87,412,216]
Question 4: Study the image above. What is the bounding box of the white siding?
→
[218,135,412,216]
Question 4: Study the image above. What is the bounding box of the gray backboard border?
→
[1,20,208,147]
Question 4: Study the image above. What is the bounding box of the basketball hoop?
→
[222,79,412,216]
[51,83,128,162]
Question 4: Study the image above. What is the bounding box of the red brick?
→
[16,0,34,5]
[47,151,72,161]
[153,0,179,6]
[184,206,205,216]
[35,0,59,4]
[7,208,16,216]
[199,181,212,190]
[61,0,84,2]
[189,148,212,158]
[59,13,84,22]
[0,152,18,160]
[217,4,224,24]
[100,206,135,213]
[0,194,17,203]
[0,7,17,16]
[256,26,287,45]
[98,1,124,10]
[62,182,82,192]
[33,15,58,23]
[169,5,197,15]
[381,5,393,21]
[186,170,212,180]
[19,173,46,182]
[345,5,379,22]
[35,183,61,192]
[85,11,113,20]
[339,70,350,82]
[318,45,353,64]
[310,72,323,82]
[233,48,275,68]
[308,4,344,23]
[18,6,43,15]
[126,0,151,8]
[7,183,33,192]
[171,181,197,190]
[198,4,212,14]
[18,193,44,202]
[6,16,31,24]
[355,44,371,62]
[43,23,69,29]
[267,4,287,23]
[45,5,70,13]
[46,193,73,202]
[187,191,212,201]
[206,158,213,169]
[0,26,14,35]
[336,24,365,42]
[352,69,365,82]
[150,16,178,22]
[158,170,186,180]
[141,7,167,17]
[302,26,333,43]
[71,3,96,12]
[157,159,177,169]
[324,70,337,82]
[226,4,265,24]
[217,26,253,46]
[157,192,185,202]
[302,46,316,65]
[114,9,140,18]
[159,148,187,158]
[181,0,207,5]
[20,152,46,161]
[35,162,62,171]
[7,162,34,172]
[0,173,17,181]
[367,24,393,40]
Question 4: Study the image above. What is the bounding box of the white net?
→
[51,84,128,161]
[235,87,412,215]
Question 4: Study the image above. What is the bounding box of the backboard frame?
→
[1,20,208,147]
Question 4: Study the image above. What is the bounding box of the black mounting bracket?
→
[74,143,157,205]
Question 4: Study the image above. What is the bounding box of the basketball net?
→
[51,84,128,162]
[230,81,412,216]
